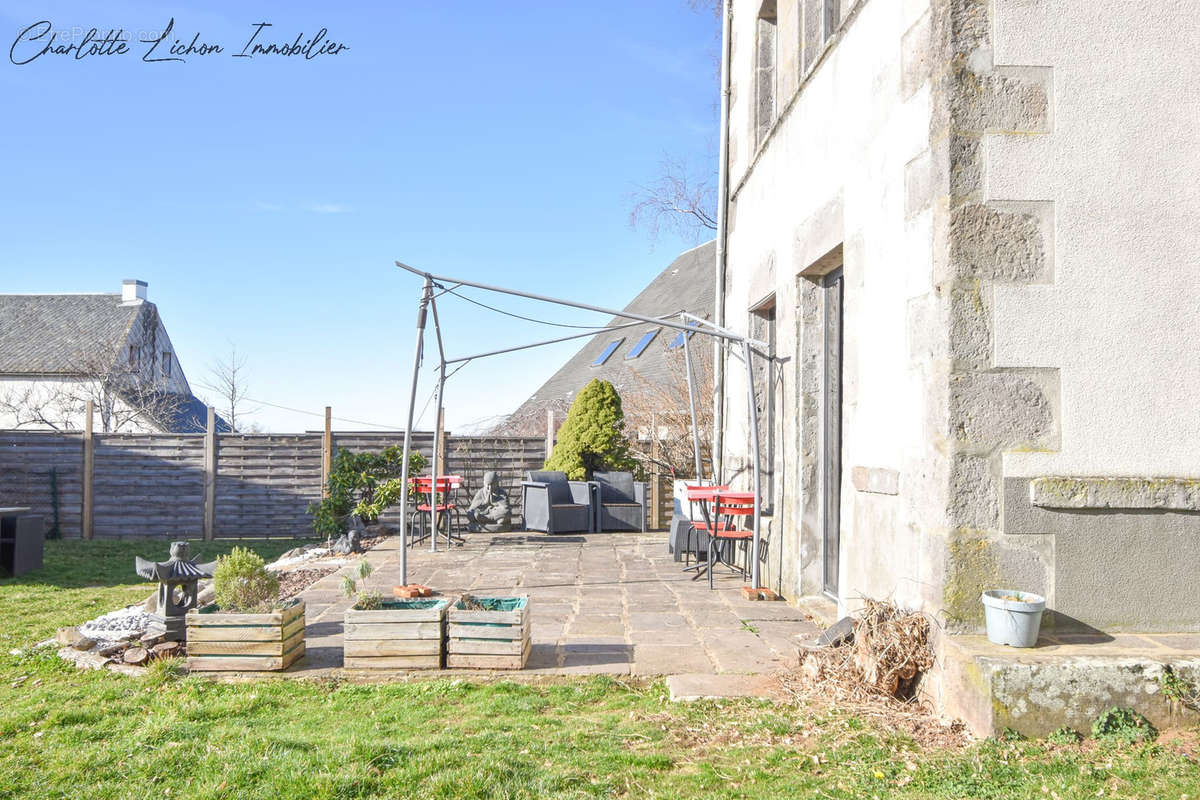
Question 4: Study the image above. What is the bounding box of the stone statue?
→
[466,471,512,532]
[332,514,365,554]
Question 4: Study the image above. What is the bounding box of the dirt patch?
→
[278,566,339,599]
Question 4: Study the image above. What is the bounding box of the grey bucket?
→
[981,590,1046,647]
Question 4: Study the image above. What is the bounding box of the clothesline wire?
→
[439,285,614,330]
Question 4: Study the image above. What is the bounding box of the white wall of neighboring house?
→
[0,301,194,433]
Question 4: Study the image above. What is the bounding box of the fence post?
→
[81,400,94,540]
[545,409,554,461]
[649,412,661,530]
[322,406,332,498]
[203,406,216,541]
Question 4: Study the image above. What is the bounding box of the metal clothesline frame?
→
[391,260,768,592]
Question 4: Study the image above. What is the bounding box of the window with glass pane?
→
[592,339,624,366]
[625,329,660,359]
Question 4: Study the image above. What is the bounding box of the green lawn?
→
[1,540,1197,799]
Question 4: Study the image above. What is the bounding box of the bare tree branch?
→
[629,157,718,245]
[620,343,714,479]
[206,345,259,433]
[0,348,185,433]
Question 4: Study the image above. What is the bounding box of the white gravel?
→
[78,604,153,643]
[266,547,331,571]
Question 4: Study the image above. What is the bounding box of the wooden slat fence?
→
[0,428,547,540]
[93,434,206,539]
[0,431,83,539]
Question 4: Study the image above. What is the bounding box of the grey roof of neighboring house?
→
[0,292,230,433]
[0,293,141,375]
[496,240,716,435]
[151,392,231,434]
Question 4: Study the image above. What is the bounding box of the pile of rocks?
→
[60,602,190,671]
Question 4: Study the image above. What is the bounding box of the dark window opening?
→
[750,298,778,514]
[755,1,778,145]
[824,0,841,41]
[161,351,172,377]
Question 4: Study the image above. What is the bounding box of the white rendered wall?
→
[989,0,1200,478]
[722,0,939,610]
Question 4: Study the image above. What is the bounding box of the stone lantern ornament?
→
[135,541,215,641]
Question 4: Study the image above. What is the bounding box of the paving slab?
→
[260,530,818,680]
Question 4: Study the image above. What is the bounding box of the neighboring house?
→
[715,0,1199,644]
[496,241,715,473]
[0,280,228,433]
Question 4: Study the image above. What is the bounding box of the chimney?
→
[121,279,148,305]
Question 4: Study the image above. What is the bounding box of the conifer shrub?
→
[212,547,280,613]
[544,379,637,480]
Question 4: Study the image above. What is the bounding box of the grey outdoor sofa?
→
[592,471,648,532]
[521,470,594,533]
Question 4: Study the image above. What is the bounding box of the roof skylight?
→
[625,329,660,360]
[666,322,699,350]
[592,338,624,366]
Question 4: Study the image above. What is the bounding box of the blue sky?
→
[0,1,718,432]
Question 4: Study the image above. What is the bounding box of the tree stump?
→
[123,647,149,666]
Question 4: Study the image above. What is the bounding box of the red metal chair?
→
[682,484,729,573]
[704,491,756,590]
[409,475,463,548]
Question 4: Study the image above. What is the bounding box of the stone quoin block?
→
[949,283,992,370]
[947,454,998,529]
[949,204,1046,283]
[900,10,932,100]
[949,372,1053,449]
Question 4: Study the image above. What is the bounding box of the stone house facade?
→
[716,0,1200,635]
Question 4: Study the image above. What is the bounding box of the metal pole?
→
[396,277,433,585]
[443,317,662,364]
[681,315,704,483]
[428,291,448,552]
[743,340,762,589]
[395,262,746,342]
[713,0,733,490]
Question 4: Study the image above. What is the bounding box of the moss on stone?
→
[943,530,999,628]
[1031,476,1200,511]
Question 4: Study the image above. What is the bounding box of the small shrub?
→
[1159,667,1200,711]
[212,547,279,613]
[341,560,381,610]
[1048,726,1084,745]
[308,447,427,537]
[1091,707,1157,745]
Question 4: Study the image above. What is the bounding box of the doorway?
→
[821,266,843,598]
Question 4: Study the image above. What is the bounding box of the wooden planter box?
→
[447,595,530,669]
[185,600,306,672]
[343,598,449,670]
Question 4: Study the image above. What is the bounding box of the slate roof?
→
[140,391,231,434]
[0,293,142,375]
[0,292,230,433]
[495,240,716,435]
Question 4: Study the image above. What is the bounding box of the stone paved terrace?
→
[289,531,817,678]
